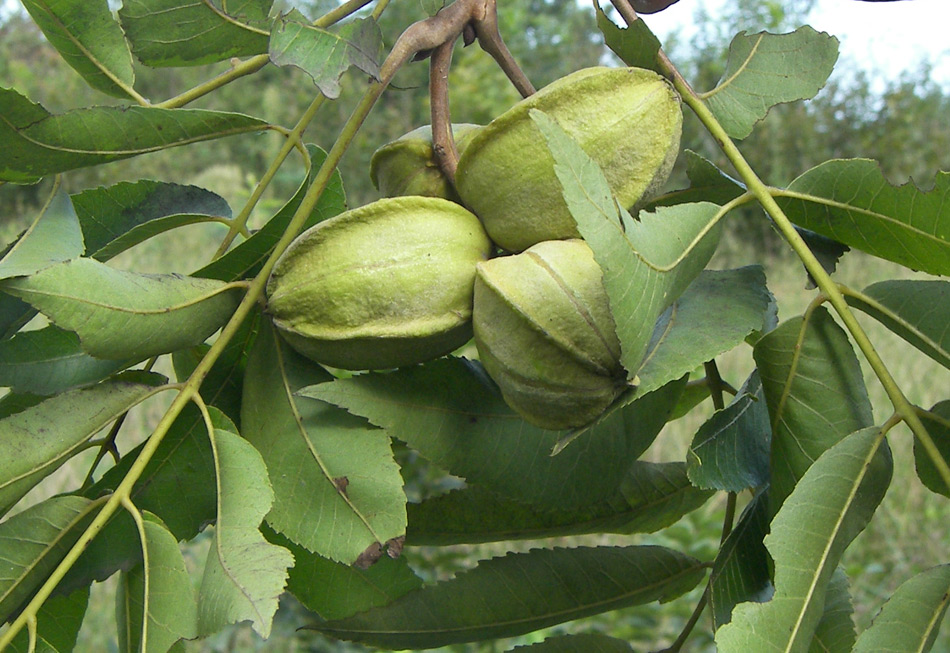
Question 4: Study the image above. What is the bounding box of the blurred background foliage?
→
[1,0,949,651]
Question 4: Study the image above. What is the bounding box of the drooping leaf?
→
[853,564,950,653]
[406,462,711,545]
[315,546,706,649]
[7,586,89,653]
[305,357,684,510]
[172,311,259,428]
[703,27,839,139]
[21,0,135,98]
[72,180,232,262]
[267,526,422,621]
[753,306,874,512]
[688,370,771,492]
[0,186,83,279]
[532,110,721,375]
[646,150,747,209]
[269,13,382,99]
[0,371,166,514]
[637,266,773,394]
[845,280,950,371]
[914,401,950,497]
[778,160,950,276]
[809,568,855,653]
[196,144,346,282]
[116,512,198,653]
[0,87,267,184]
[510,633,634,651]
[0,325,130,395]
[2,258,242,360]
[241,321,405,565]
[716,427,893,652]
[197,421,293,639]
[119,0,273,67]
[594,2,661,72]
[708,490,772,630]
[0,495,98,623]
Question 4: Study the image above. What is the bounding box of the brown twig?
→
[471,0,536,97]
[430,41,460,183]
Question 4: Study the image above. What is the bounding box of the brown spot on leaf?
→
[385,536,405,559]
[354,542,383,570]
[333,476,349,495]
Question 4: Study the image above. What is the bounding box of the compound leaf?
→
[704,27,838,139]
[533,110,721,376]
[716,427,892,652]
[197,421,293,639]
[753,307,874,512]
[315,546,706,649]
[853,564,950,653]
[119,0,273,67]
[0,87,267,184]
[21,0,135,98]
[305,357,684,510]
[269,13,382,99]
[241,321,405,565]
[778,160,950,276]
[2,258,242,360]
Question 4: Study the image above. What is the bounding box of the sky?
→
[642,0,950,89]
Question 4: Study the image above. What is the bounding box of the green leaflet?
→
[532,109,721,376]
[844,280,950,370]
[269,12,382,99]
[853,565,950,653]
[21,0,135,98]
[638,266,773,395]
[119,0,273,67]
[72,180,232,262]
[305,358,684,510]
[0,371,166,514]
[116,512,198,653]
[196,423,293,639]
[0,495,98,623]
[406,462,712,545]
[0,87,267,183]
[703,27,839,139]
[7,586,89,653]
[753,306,874,512]
[315,546,706,649]
[241,321,406,565]
[688,371,771,492]
[2,258,242,361]
[716,427,892,652]
[779,160,950,276]
[0,186,83,280]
